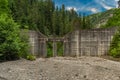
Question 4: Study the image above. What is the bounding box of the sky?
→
[53,0,119,15]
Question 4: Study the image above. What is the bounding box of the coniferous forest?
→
[9,0,92,36]
[0,0,92,60]
[1,0,120,60]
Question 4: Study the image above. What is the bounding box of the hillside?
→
[89,9,116,28]
[104,8,120,28]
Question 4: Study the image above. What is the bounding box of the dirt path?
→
[0,57,120,80]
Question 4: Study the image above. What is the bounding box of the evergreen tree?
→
[0,0,9,14]
[9,0,93,36]
[0,0,29,61]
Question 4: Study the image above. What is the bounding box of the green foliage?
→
[100,8,120,28]
[47,48,53,57]
[89,9,116,28]
[0,14,21,60]
[57,42,63,56]
[109,28,120,58]
[27,54,36,61]
[5,0,94,59]
[47,42,53,57]
[9,0,93,37]
[0,0,30,61]
[105,9,120,27]
[19,30,29,58]
[47,42,63,57]
[0,15,29,61]
[0,0,9,14]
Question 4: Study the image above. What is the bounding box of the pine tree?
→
[0,0,29,60]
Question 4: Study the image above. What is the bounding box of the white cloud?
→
[101,3,113,9]
[90,8,99,13]
[66,7,78,11]
[54,0,118,14]
[115,0,119,1]
[95,0,114,10]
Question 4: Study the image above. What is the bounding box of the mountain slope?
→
[104,8,120,28]
[89,9,116,28]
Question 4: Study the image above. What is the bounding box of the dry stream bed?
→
[0,57,120,80]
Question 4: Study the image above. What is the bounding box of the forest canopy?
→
[0,0,94,61]
[9,0,93,36]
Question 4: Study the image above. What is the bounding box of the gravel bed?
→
[0,57,120,80]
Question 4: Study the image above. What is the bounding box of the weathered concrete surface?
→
[0,57,120,80]
[21,27,117,57]
[64,27,117,56]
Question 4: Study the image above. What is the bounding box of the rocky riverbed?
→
[0,57,120,80]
